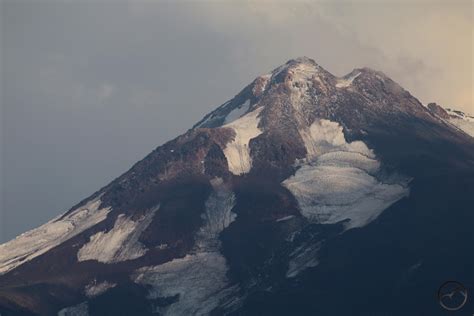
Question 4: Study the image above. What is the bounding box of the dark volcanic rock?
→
[427,102,450,119]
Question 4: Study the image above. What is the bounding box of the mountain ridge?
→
[0,57,473,316]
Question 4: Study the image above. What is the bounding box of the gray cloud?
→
[0,0,472,241]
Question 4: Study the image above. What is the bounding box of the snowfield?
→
[223,107,263,175]
[286,241,321,278]
[299,119,376,162]
[449,118,474,137]
[134,252,235,316]
[84,281,116,298]
[0,199,110,275]
[284,119,410,230]
[57,302,89,316]
[195,178,236,251]
[336,71,361,88]
[276,215,295,222]
[77,206,158,263]
[224,99,251,125]
[445,109,474,137]
[132,178,239,315]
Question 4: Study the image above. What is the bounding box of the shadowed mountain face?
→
[0,57,473,316]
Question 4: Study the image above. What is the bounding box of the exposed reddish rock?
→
[427,102,450,119]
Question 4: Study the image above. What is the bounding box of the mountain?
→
[1,57,473,316]
[426,102,474,137]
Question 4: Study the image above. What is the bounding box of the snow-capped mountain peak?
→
[1,58,473,316]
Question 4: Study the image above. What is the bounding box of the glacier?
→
[0,198,110,275]
[284,119,410,230]
[132,178,239,315]
[77,206,158,263]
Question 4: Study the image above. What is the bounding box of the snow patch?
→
[336,71,361,88]
[132,180,238,315]
[224,100,251,125]
[0,199,111,275]
[299,119,375,161]
[408,261,422,272]
[286,242,321,278]
[57,302,89,316]
[284,164,409,229]
[134,252,236,316]
[77,206,157,263]
[276,215,295,222]
[448,118,474,137]
[223,107,263,175]
[195,183,236,251]
[194,101,231,128]
[84,281,116,298]
[284,119,410,230]
[446,108,474,121]
[442,108,474,137]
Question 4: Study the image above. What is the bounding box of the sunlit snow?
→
[449,118,474,137]
[223,107,263,175]
[0,199,111,275]
[77,206,158,263]
[445,109,474,137]
[284,119,410,230]
[336,71,361,88]
[84,281,116,298]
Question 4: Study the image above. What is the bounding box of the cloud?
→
[314,0,473,109]
[176,0,472,110]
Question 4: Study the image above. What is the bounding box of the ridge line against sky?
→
[1,0,473,242]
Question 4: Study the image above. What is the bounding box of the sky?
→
[0,0,472,242]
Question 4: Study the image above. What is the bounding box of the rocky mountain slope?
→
[426,102,474,137]
[1,57,473,316]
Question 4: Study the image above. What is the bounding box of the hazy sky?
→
[1,0,472,242]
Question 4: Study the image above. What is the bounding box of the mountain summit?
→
[196,57,429,131]
[1,58,473,316]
